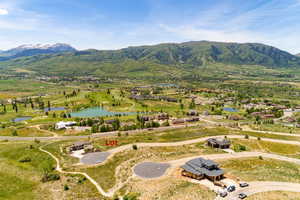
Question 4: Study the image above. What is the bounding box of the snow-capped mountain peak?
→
[0,43,76,60]
[14,43,75,50]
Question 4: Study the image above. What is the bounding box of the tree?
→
[112,119,120,130]
[180,103,184,110]
[11,130,18,136]
[189,99,196,109]
[47,101,51,110]
[91,125,98,133]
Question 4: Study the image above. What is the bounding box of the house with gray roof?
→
[207,138,231,149]
[69,141,92,152]
[181,157,224,181]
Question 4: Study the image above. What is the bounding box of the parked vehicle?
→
[219,191,228,198]
[239,182,249,187]
[238,193,247,199]
[227,185,236,192]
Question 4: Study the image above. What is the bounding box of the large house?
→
[69,141,92,151]
[207,138,231,149]
[55,121,77,130]
[181,157,224,181]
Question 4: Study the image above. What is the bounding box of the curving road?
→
[134,151,300,179]
[39,143,114,198]
[3,117,300,141]
[82,135,300,165]
[40,139,300,199]
[0,121,203,141]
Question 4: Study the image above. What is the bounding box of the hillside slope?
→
[0,41,299,80]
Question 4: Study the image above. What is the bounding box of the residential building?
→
[181,157,224,181]
[207,138,231,149]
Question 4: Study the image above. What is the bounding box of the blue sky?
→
[0,0,300,53]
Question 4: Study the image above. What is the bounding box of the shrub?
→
[11,130,18,136]
[64,184,69,191]
[34,139,40,144]
[257,137,261,141]
[244,134,249,139]
[19,156,31,163]
[132,144,138,150]
[259,155,263,160]
[162,121,170,127]
[124,193,139,200]
[113,195,119,200]
[77,177,87,184]
[41,173,60,183]
[233,144,246,152]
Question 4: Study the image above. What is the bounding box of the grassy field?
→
[0,141,103,200]
[250,124,300,134]
[248,191,300,200]
[123,177,216,200]
[220,158,300,183]
[0,127,52,137]
[230,138,300,155]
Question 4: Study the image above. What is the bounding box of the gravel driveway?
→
[80,152,111,165]
[134,162,170,179]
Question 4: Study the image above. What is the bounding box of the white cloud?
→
[0,8,8,15]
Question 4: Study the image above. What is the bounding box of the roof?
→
[73,141,91,147]
[187,157,217,168]
[207,138,231,146]
[56,121,76,126]
[181,157,224,177]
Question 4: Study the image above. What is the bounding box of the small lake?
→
[44,107,65,112]
[70,107,135,118]
[156,83,179,88]
[12,116,32,122]
[223,107,238,112]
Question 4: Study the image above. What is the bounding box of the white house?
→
[55,121,77,130]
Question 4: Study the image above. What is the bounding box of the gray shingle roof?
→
[207,138,231,146]
[181,157,224,177]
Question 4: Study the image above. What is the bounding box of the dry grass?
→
[124,177,215,200]
[220,158,300,183]
[248,191,300,200]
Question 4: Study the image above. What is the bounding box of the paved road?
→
[133,151,300,180]
[225,181,300,200]
[0,122,203,141]
[3,116,300,141]
[82,135,300,165]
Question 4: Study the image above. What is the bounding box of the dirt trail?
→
[39,143,115,198]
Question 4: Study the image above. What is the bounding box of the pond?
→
[223,107,238,112]
[12,116,32,122]
[44,107,65,112]
[70,107,135,118]
[156,83,179,88]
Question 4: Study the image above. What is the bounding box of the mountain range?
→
[0,43,76,61]
[1,41,300,80]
